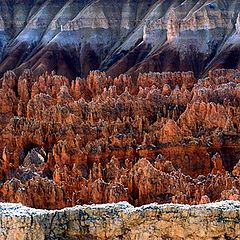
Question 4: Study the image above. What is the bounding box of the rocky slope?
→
[0,201,239,240]
[1,0,240,78]
[0,68,240,209]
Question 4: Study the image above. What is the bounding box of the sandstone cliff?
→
[0,201,239,240]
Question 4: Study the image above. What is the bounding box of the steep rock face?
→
[0,201,239,240]
[107,0,240,78]
[0,0,157,78]
[0,68,240,209]
[0,1,240,78]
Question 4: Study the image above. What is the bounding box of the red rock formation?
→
[211,153,226,175]
[0,69,239,209]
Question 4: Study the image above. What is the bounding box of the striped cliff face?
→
[0,0,240,78]
[0,0,157,78]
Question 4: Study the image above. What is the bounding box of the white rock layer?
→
[0,201,239,240]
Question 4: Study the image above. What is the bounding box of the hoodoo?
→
[0,1,239,239]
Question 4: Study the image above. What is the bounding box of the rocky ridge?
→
[0,201,239,240]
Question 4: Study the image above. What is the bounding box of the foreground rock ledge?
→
[0,201,239,240]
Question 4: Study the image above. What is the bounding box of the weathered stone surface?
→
[0,201,239,240]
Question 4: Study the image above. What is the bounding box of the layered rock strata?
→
[0,68,239,209]
[0,1,240,78]
[0,201,239,240]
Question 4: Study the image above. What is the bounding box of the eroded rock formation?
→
[0,1,240,78]
[0,68,239,209]
[0,201,239,240]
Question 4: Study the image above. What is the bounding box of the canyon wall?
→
[0,201,239,240]
[0,1,240,78]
